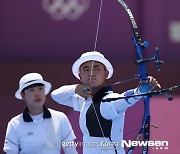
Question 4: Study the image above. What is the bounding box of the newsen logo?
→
[122,140,168,149]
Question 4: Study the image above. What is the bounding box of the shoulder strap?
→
[44,109,61,150]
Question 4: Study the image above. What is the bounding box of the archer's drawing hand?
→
[138,76,161,93]
[75,84,93,98]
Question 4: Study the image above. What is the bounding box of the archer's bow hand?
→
[138,76,161,93]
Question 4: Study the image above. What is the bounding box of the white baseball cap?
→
[15,73,52,99]
[72,51,113,80]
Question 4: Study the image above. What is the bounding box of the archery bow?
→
[116,0,164,153]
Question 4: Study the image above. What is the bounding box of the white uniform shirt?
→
[51,85,142,154]
[3,107,76,154]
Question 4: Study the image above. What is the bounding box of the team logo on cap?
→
[42,0,90,21]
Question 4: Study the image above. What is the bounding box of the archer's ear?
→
[79,72,82,81]
[105,70,109,79]
[21,92,25,100]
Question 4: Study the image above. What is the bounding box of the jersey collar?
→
[23,105,51,122]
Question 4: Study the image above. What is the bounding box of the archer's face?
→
[21,85,46,109]
[79,61,109,88]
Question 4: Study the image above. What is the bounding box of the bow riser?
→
[132,35,148,80]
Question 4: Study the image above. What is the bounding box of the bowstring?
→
[90,0,103,83]
[90,0,109,142]
[93,0,103,52]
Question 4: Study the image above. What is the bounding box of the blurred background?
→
[0,0,180,153]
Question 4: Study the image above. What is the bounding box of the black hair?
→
[21,83,44,93]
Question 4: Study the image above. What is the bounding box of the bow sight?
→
[135,46,164,72]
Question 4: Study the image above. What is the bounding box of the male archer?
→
[51,51,161,154]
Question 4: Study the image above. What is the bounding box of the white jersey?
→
[51,85,142,154]
[3,107,76,154]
